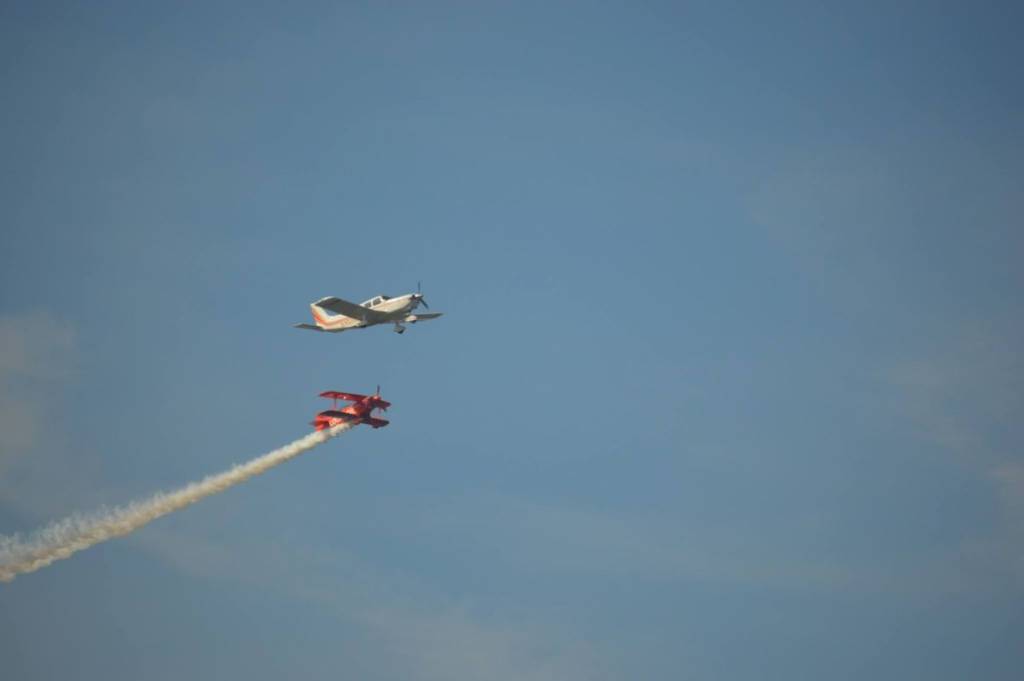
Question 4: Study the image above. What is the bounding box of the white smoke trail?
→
[0,423,354,582]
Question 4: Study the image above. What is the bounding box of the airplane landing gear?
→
[393,324,406,334]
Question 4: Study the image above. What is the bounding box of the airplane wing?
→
[320,390,368,402]
[405,312,443,322]
[318,410,355,419]
[293,323,325,331]
[314,296,391,323]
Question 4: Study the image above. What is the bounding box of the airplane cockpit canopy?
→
[362,294,391,307]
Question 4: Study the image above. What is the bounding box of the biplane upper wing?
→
[314,296,390,323]
[320,390,368,402]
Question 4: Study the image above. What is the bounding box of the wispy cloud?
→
[361,604,600,681]
[0,311,75,472]
[886,326,1022,456]
[747,140,1024,589]
[133,525,606,681]
[991,463,1024,584]
[993,464,1024,518]
[886,325,1024,585]
[390,492,1002,598]
[746,138,1024,300]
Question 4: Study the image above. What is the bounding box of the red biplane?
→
[312,388,391,431]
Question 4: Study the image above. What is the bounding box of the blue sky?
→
[1,1,1022,678]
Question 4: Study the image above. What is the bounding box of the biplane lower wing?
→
[318,410,353,419]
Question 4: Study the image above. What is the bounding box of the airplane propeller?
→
[412,281,430,309]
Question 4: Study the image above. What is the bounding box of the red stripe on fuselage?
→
[311,305,352,329]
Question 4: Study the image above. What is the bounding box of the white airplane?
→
[294,286,442,335]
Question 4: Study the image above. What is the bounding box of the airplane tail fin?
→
[309,301,342,328]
